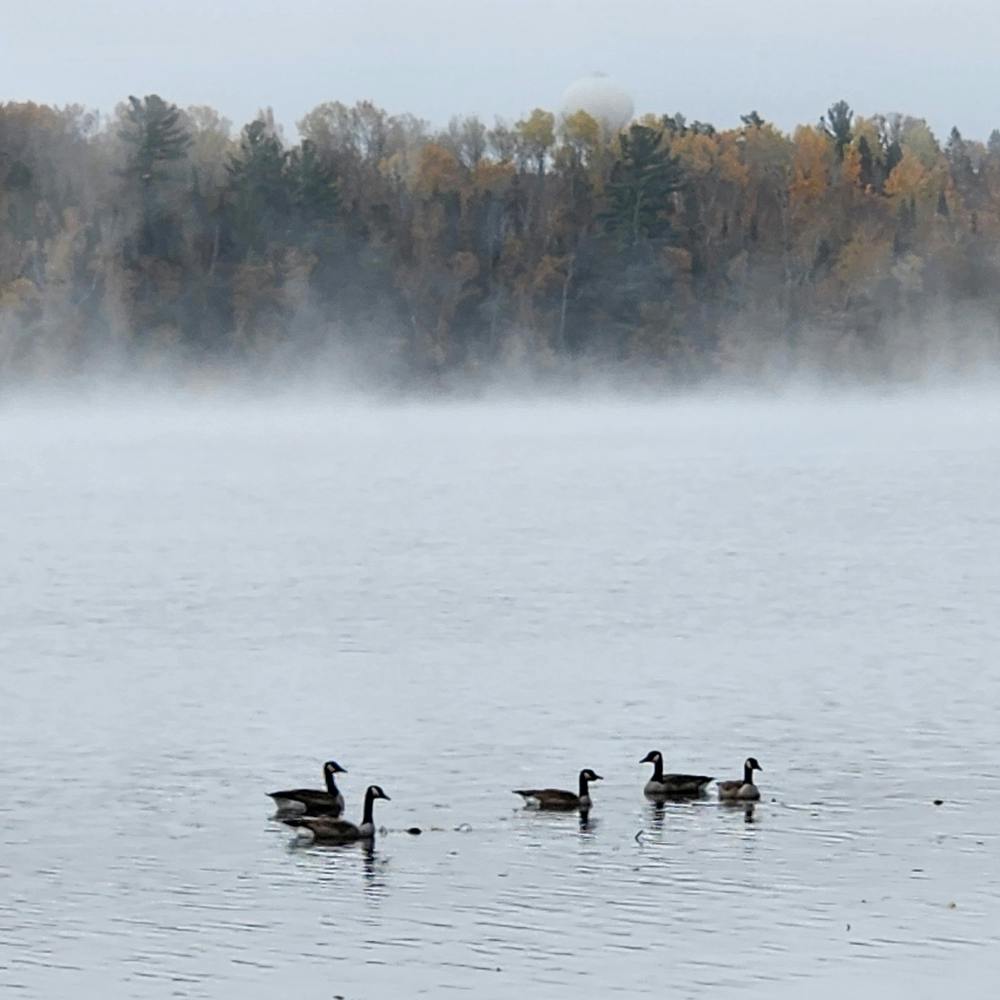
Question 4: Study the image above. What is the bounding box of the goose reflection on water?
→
[646,797,669,831]
[360,841,384,890]
[285,833,390,896]
[644,791,716,832]
[719,800,758,825]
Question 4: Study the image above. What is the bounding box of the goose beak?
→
[381,792,391,801]
[592,774,603,781]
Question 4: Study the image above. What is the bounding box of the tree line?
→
[2,95,1000,386]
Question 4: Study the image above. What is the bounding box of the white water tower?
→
[560,73,634,132]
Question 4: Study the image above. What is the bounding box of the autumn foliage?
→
[3,96,1000,385]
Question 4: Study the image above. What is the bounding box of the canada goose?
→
[514,768,602,810]
[268,760,346,817]
[717,757,763,801]
[281,784,390,843]
[639,750,713,797]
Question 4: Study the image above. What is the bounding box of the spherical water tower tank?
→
[560,73,634,131]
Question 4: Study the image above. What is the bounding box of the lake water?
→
[2,392,999,998]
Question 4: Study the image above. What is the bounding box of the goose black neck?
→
[324,771,340,796]
[578,772,590,798]
[650,755,664,781]
[743,762,755,786]
[362,787,377,825]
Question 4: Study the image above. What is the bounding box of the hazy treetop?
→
[4,0,1000,139]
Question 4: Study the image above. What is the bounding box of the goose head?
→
[324,760,347,775]
[745,757,763,772]
[639,751,662,765]
[580,769,603,783]
[368,785,391,801]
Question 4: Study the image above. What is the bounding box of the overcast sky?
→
[5,0,999,139]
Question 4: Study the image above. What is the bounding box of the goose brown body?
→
[640,750,713,797]
[514,769,602,810]
[717,757,763,801]
[282,785,390,843]
[268,760,346,817]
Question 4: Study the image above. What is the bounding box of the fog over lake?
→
[2,392,998,998]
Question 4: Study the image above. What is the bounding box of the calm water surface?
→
[2,394,999,998]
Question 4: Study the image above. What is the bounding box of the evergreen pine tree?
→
[857,135,875,189]
[225,119,291,256]
[118,95,191,184]
[289,139,340,232]
[821,100,853,160]
[603,124,683,246]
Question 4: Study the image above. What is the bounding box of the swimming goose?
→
[268,760,347,817]
[514,769,602,810]
[640,750,713,797]
[281,784,390,843]
[717,757,763,801]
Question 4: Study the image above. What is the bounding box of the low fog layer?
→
[3,96,1000,393]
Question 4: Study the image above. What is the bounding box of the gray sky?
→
[5,0,999,139]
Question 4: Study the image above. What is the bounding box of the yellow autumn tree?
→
[514,109,556,175]
[412,143,465,199]
[790,126,832,212]
[560,110,601,166]
[884,149,929,201]
[900,118,940,169]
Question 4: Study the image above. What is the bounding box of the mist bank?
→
[4,96,1000,390]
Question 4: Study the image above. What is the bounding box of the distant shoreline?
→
[3,97,1000,386]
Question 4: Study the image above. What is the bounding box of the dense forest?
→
[2,95,1000,387]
